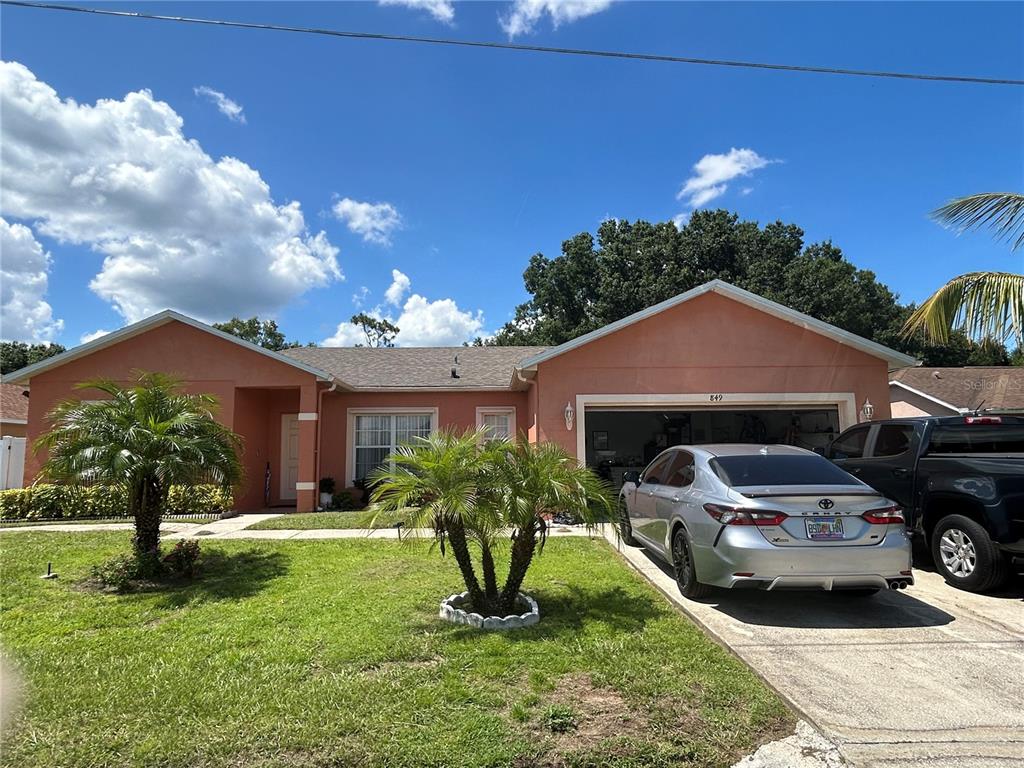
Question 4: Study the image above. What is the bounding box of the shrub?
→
[0,484,233,521]
[163,539,201,577]
[90,553,144,591]
[319,476,336,495]
[331,491,359,511]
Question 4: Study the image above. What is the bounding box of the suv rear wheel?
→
[931,514,1008,592]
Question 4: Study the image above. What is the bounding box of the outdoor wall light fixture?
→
[861,398,875,422]
[564,401,575,431]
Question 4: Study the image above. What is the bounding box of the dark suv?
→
[827,414,1024,592]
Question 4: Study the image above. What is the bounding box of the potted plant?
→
[318,477,336,509]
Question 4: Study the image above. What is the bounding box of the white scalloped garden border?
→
[439,591,540,630]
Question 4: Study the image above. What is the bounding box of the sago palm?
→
[489,440,614,615]
[902,193,1024,346]
[369,427,501,613]
[36,372,242,568]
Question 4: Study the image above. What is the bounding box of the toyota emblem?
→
[818,498,835,510]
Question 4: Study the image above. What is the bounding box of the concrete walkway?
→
[605,529,1024,768]
[0,520,200,534]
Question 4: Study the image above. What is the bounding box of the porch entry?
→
[280,413,300,501]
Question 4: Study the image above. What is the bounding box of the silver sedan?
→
[618,444,913,598]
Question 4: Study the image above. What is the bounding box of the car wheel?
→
[671,527,711,599]
[618,500,637,546]
[931,514,1008,592]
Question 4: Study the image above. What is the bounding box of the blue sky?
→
[2,1,1022,348]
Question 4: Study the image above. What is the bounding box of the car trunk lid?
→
[727,485,894,547]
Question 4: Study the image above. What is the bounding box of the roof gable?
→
[3,311,336,386]
[518,280,918,371]
[890,366,1024,411]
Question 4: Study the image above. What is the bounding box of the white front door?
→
[280,414,300,501]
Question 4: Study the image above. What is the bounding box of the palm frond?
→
[932,193,1024,251]
[902,271,1024,345]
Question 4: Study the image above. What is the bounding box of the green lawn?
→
[248,509,407,530]
[0,532,792,768]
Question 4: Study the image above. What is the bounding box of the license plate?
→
[805,517,844,540]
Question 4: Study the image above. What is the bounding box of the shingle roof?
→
[890,367,1024,411]
[0,383,29,422]
[280,346,548,389]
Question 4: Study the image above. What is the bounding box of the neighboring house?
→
[6,280,916,512]
[0,382,29,438]
[889,366,1024,417]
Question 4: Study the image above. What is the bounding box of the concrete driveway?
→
[609,534,1024,768]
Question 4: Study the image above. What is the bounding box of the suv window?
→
[641,453,674,485]
[830,425,870,460]
[872,424,914,457]
[928,424,1024,454]
[663,452,696,488]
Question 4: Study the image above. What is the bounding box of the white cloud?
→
[394,294,483,345]
[0,217,63,342]
[323,273,483,347]
[322,321,367,347]
[740,186,754,196]
[384,269,411,306]
[1,61,341,325]
[332,198,402,246]
[500,0,613,38]
[193,85,246,124]
[80,328,111,344]
[352,285,370,307]
[378,0,455,23]
[676,148,773,209]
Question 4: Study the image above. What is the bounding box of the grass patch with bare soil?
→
[0,532,792,767]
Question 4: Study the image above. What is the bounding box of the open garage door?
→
[583,405,840,487]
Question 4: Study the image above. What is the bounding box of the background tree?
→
[493,210,1017,366]
[902,194,1024,349]
[1,341,66,375]
[351,313,400,348]
[37,372,242,572]
[212,316,300,351]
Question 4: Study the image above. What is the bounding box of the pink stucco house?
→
[6,280,916,512]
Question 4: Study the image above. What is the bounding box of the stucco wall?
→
[319,390,529,487]
[1,422,27,439]
[23,321,319,511]
[889,385,957,418]
[533,291,892,457]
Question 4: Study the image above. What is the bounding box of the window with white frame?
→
[476,407,516,441]
[353,412,433,482]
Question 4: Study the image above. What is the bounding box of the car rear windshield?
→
[927,425,1024,454]
[710,454,861,487]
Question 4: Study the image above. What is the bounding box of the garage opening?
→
[584,407,839,487]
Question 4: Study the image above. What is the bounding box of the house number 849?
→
[709,394,724,402]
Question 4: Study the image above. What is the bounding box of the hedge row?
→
[0,484,234,521]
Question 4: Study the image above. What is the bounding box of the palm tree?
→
[370,430,614,618]
[902,193,1024,346]
[489,440,614,616]
[369,428,500,613]
[36,372,242,570]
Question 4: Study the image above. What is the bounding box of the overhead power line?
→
[3,0,1022,87]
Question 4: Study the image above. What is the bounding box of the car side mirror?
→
[622,470,640,486]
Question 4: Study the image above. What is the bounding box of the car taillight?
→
[965,415,1001,425]
[703,503,787,526]
[862,505,905,525]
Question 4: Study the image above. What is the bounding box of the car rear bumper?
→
[691,526,914,590]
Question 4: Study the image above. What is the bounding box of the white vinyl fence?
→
[1,436,26,490]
